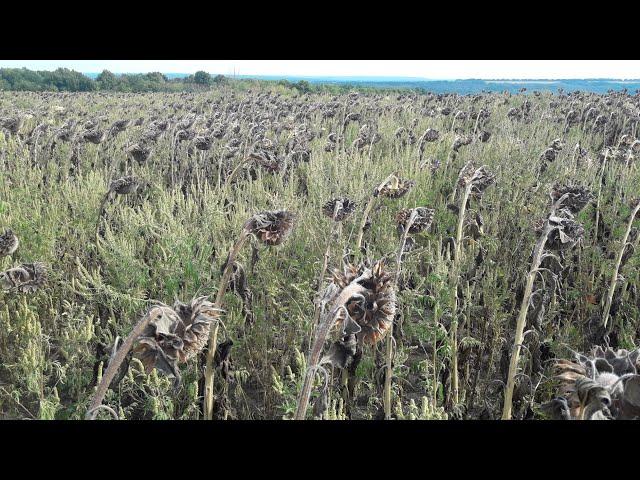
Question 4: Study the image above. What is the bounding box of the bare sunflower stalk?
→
[294,287,352,420]
[355,173,415,253]
[449,162,495,404]
[313,198,356,326]
[502,190,585,419]
[96,176,141,239]
[593,149,609,251]
[87,298,222,419]
[602,199,640,330]
[382,207,434,418]
[204,210,295,420]
[383,209,417,419]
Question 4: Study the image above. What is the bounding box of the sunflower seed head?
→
[551,183,593,214]
[247,210,296,246]
[395,207,435,234]
[322,198,357,222]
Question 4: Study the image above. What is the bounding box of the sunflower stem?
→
[384,209,417,419]
[203,229,250,420]
[295,307,338,420]
[86,312,154,419]
[602,201,640,329]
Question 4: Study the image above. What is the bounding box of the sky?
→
[0,60,639,80]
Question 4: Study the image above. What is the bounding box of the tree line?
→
[0,67,418,96]
[0,68,228,93]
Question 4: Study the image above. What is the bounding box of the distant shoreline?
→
[81,73,640,93]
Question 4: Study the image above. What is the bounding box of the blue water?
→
[83,73,640,94]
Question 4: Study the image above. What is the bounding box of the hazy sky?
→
[1,60,639,79]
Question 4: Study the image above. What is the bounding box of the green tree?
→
[194,71,213,86]
[96,70,119,90]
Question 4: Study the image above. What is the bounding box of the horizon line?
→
[78,73,640,82]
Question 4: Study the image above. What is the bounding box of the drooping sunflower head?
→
[127,143,152,164]
[322,198,357,222]
[133,297,223,379]
[374,173,415,199]
[395,207,435,234]
[0,262,47,293]
[551,183,593,214]
[330,260,396,345]
[109,176,140,195]
[246,210,296,246]
[544,346,640,420]
[420,128,440,143]
[546,211,585,251]
[0,229,19,257]
[458,161,496,195]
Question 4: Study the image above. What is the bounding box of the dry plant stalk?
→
[86,311,156,418]
[501,192,573,419]
[602,200,640,329]
[203,229,250,420]
[355,173,413,252]
[204,210,295,420]
[383,209,418,419]
[294,291,348,419]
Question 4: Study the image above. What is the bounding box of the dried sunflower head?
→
[0,229,19,257]
[322,198,357,222]
[249,150,284,174]
[457,161,496,195]
[469,166,496,195]
[550,138,564,151]
[133,297,223,380]
[0,262,47,293]
[83,129,106,145]
[321,333,359,370]
[330,260,396,345]
[395,207,435,234]
[551,183,593,214]
[176,129,196,142]
[478,130,491,142]
[109,176,140,195]
[127,143,152,164]
[452,135,473,152]
[547,347,640,419]
[246,210,296,246]
[374,173,415,199]
[546,213,585,251]
[420,128,440,143]
[194,135,214,151]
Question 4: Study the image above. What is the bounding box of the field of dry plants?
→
[1,85,640,420]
